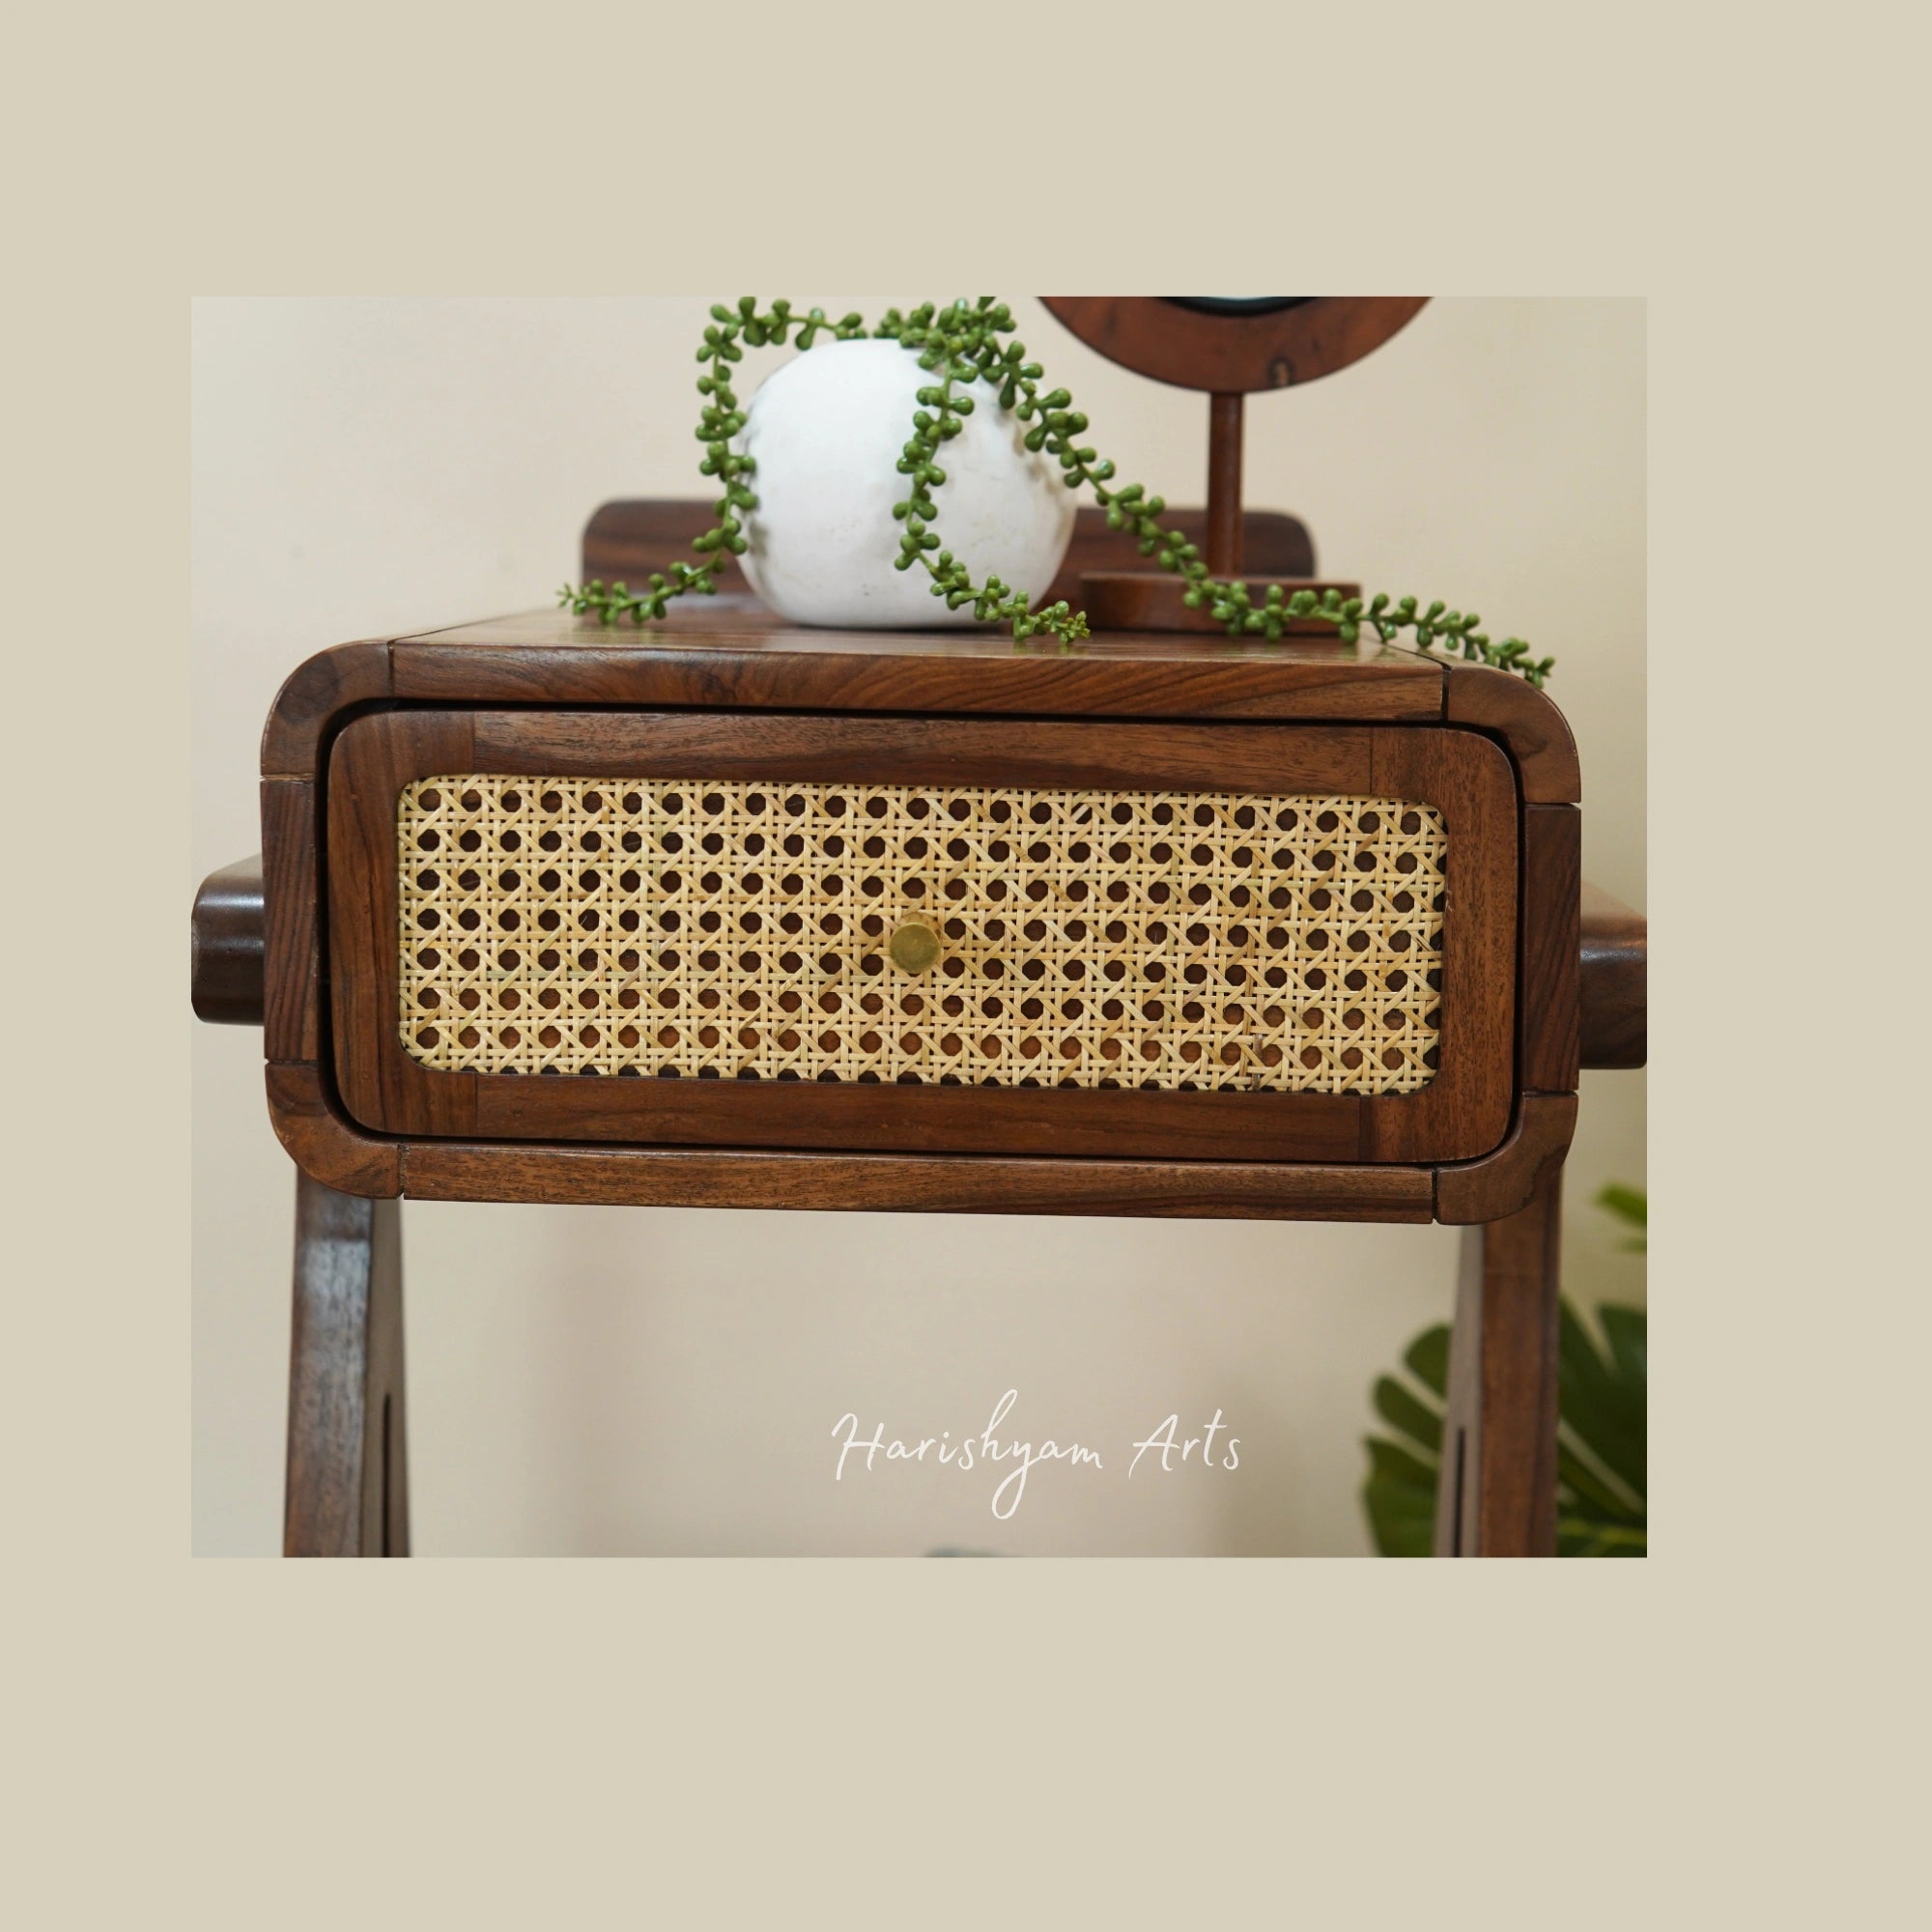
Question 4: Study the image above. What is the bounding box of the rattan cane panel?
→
[396,778,1447,1094]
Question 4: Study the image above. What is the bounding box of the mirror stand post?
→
[1205,392,1245,579]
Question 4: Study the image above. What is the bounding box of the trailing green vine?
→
[560,297,1553,685]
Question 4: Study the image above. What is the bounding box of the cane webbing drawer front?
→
[327,711,1516,1164]
[396,777,1447,1094]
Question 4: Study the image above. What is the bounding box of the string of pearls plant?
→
[559,298,1554,686]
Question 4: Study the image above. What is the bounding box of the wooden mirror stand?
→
[1040,298,1429,633]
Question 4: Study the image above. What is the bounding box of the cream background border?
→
[12,0,1914,1921]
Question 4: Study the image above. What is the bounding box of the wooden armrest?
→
[1578,881,1645,1069]
[192,853,266,1025]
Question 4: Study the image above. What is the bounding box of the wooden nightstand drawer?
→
[327,710,1516,1165]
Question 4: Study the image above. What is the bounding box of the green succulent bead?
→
[556,298,1548,684]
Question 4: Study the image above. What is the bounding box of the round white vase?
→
[734,338,1076,629]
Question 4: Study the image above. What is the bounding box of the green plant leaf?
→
[1597,1182,1646,1229]
[588,298,1557,675]
[1598,1181,1647,1252]
[1365,1435,1438,1490]
[1557,1299,1646,1498]
[1404,1323,1451,1397]
[1365,1286,1644,1556]
[1557,1440,1645,1521]
[1373,1376,1444,1456]
[1364,1476,1436,1557]
[1363,1437,1437,1557]
[1557,1517,1647,1557]
[1599,1303,1646,1386]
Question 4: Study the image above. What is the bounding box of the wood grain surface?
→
[400,1140,1436,1221]
[284,1171,409,1557]
[1435,1156,1562,1556]
[1520,805,1581,1093]
[1578,883,1646,1068]
[1040,297,1430,393]
[262,781,320,1063]
[191,852,266,1025]
[387,611,1447,726]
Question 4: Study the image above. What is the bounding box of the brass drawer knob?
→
[889,919,941,975]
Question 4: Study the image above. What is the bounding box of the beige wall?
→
[192,297,1644,1555]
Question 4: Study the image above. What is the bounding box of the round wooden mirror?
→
[1038,298,1430,627]
[1040,297,1427,394]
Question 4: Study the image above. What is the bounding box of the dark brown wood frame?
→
[255,610,1578,1226]
[327,711,1517,1166]
[285,1173,409,1557]
[1040,298,1431,394]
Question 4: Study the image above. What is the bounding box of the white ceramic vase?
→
[734,338,1076,628]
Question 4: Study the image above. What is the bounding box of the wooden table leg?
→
[284,1170,411,1557]
[1434,1159,1563,1557]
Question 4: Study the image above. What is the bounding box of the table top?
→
[402,595,1441,672]
[262,601,1579,810]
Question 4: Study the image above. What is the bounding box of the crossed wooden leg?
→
[277,1161,1560,1559]
[278,1159,1561,1558]
[1434,1160,1564,1557]
[284,1172,411,1557]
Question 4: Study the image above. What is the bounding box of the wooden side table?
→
[193,503,1643,1558]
